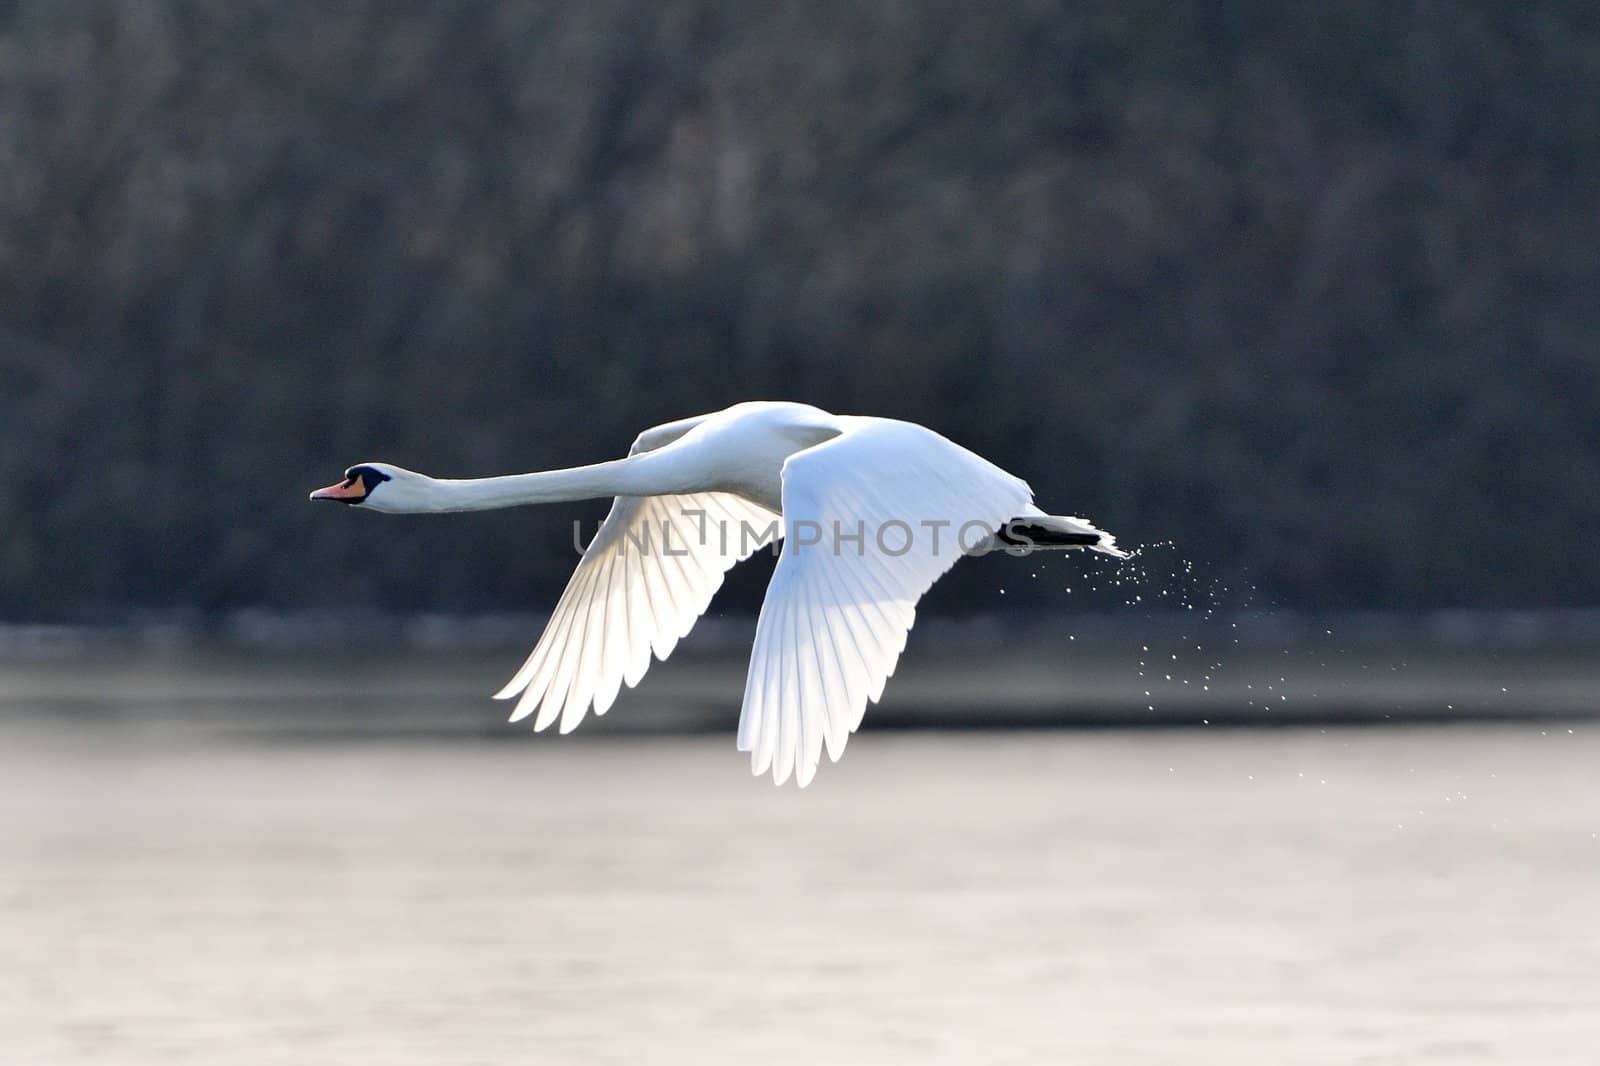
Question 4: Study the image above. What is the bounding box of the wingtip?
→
[505,689,537,723]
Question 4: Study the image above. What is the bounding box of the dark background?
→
[3,1,1597,621]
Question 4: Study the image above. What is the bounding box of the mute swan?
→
[311,401,1127,786]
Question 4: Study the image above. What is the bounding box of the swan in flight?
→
[311,401,1127,786]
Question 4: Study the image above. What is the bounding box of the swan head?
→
[309,463,428,512]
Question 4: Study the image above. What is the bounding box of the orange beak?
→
[309,478,366,503]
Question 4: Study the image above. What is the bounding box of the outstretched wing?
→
[496,423,779,734]
[737,419,1034,786]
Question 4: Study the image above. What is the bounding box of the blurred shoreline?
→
[8,606,1600,657]
[2,609,1596,737]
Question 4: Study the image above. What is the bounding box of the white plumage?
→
[310,401,1127,786]
[497,489,778,733]
[738,419,1032,785]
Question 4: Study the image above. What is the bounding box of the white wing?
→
[496,427,779,734]
[738,419,1034,786]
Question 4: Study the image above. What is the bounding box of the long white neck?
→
[387,452,699,513]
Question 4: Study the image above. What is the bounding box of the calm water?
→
[3,712,1598,1064]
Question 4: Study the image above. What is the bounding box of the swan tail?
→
[994,512,1130,559]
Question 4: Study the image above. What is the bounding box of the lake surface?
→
[3,709,1598,1064]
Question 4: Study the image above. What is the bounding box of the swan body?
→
[311,401,1127,786]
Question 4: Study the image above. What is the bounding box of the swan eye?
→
[346,466,392,492]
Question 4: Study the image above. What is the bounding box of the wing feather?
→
[794,578,825,787]
[526,551,601,728]
[738,419,1033,786]
[803,571,848,763]
[500,489,779,733]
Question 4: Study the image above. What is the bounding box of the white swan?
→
[311,401,1127,786]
